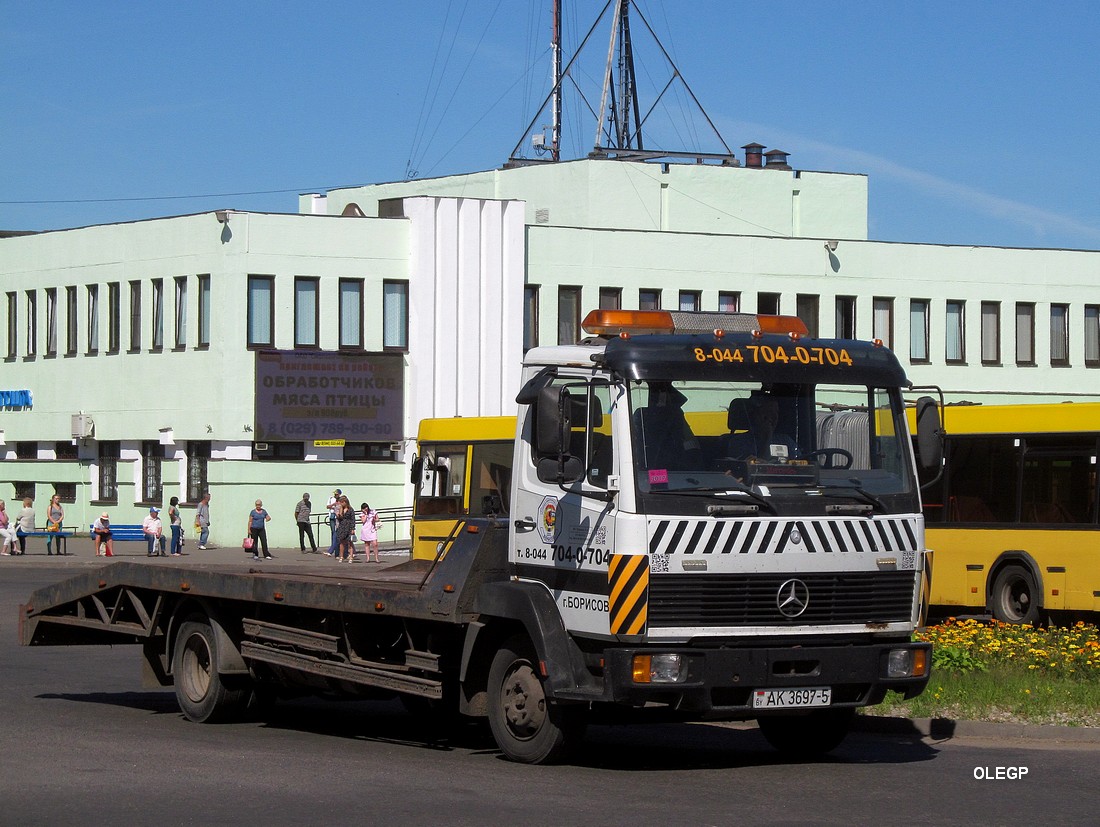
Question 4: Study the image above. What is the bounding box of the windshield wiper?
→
[647,486,777,514]
[819,482,887,514]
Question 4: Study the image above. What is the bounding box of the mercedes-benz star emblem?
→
[776,578,810,618]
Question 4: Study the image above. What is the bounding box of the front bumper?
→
[600,640,931,717]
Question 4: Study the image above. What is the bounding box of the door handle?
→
[514,517,536,532]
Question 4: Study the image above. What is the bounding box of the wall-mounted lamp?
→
[215,210,230,224]
[824,240,839,252]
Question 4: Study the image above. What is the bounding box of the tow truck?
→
[21,309,937,763]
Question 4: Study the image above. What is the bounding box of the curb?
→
[854,714,1100,744]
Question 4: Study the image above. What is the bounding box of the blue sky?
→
[4,1,1098,249]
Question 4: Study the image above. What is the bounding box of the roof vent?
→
[764,149,792,170]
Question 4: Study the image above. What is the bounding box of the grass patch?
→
[862,619,1100,727]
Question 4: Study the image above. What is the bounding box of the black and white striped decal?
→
[648,516,919,556]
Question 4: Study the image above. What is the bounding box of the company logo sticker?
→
[537,495,559,544]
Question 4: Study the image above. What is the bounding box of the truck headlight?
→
[632,653,686,684]
[886,647,928,678]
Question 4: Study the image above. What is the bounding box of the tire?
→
[990,565,1041,625]
[757,708,854,758]
[486,635,586,764]
[172,618,251,723]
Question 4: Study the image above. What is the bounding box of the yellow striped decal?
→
[608,553,649,635]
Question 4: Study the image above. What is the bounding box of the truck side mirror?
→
[535,385,573,456]
[915,396,943,471]
[409,453,423,484]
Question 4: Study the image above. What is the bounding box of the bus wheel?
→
[173,617,251,723]
[990,566,1041,625]
[757,708,854,758]
[487,635,586,764]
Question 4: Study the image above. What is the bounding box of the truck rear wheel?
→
[757,708,854,758]
[173,618,250,723]
[487,635,585,764]
[990,565,1041,625]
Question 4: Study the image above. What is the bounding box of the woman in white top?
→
[0,500,18,555]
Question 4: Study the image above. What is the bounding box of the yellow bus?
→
[409,416,515,560]
[919,402,1100,624]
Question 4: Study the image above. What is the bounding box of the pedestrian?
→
[143,507,165,557]
[359,502,381,563]
[45,493,65,556]
[167,496,183,555]
[0,500,18,555]
[15,497,34,555]
[335,496,356,563]
[195,492,211,549]
[325,488,342,556]
[92,511,114,557]
[295,493,318,553]
[247,499,273,560]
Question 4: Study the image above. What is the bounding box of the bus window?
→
[943,437,1015,523]
[470,441,514,515]
[415,445,467,516]
[1020,438,1096,524]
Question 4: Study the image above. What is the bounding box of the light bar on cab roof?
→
[580,309,808,337]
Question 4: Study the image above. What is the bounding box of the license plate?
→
[752,687,832,709]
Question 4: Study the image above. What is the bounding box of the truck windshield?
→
[628,379,919,515]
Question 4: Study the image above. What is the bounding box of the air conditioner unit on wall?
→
[70,414,95,439]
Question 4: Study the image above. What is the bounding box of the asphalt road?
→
[3,560,1099,826]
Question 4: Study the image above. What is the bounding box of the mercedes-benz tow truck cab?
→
[501,309,934,755]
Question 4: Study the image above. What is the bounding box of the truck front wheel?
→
[487,635,586,764]
[757,708,854,758]
[173,618,250,723]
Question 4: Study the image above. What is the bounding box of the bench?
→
[89,523,166,553]
[16,529,76,555]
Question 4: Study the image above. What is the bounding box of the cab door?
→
[511,378,618,637]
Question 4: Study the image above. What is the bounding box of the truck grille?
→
[648,570,915,627]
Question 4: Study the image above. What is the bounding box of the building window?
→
[980,301,1000,365]
[142,440,163,503]
[174,276,187,349]
[1085,305,1100,367]
[680,291,701,312]
[186,441,210,503]
[53,482,77,502]
[795,294,819,338]
[6,292,16,359]
[25,290,37,357]
[344,442,399,461]
[13,481,35,501]
[108,282,120,354]
[639,289,661,311]
[151,278,164,351]
[523,285,539,352]
[246,275,274,348]
[558,286,582,345]
[835,296,856,339]
[945,300,965,363]
[54,440,79,460]
[98,441,119,504]
[16,441,37,460]
[383,280,409,351]
[872,297,893,348]
[909,301,930,363]
[128,280,142,352]
[599,287,621,310]
[87,284,99,355]
[339,278,363,349]
[45,288,58,357]
[65,286,78,356]
[1050,303,1069,366]
[294,277,319,348]
[718,291,740,313]
[758,292,780,315]
[1015,302,1035,366]
[197,275,211,348]
[253,442,305,461]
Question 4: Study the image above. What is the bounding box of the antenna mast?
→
[551,0,562,161]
